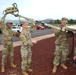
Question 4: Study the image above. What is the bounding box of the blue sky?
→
[0,0,76,20]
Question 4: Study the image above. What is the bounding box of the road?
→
[0,29,54,45]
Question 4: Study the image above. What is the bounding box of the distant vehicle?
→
[36,25,45,30]
[11,26,20,32]
[11,25,31,33]
[41,23,51,29]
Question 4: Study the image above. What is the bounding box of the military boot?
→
[52,65,57,73]
[61,64,67,69]
[22,70,28,75]
[27,68,33,72]
[10,62,16,68]
[1,65,5,72]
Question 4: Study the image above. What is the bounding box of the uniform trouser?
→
[53,44,69,66]
[21,45,32,71]
[2,43,14,65]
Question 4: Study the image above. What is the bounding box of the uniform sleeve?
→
[2,29,12,41]
[54,24,61,36]
[29,19,36,32]
[0,23,4,32]
[54,29,60,37]
[29,27,36,32]
[19,33,29,45]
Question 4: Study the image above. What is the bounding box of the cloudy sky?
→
[0,0,76,20]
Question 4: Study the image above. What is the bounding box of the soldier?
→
[52,17,73,73]
[1,22,20,72]
[20,21,37,75]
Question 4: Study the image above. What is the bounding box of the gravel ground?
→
[0,34,76,75]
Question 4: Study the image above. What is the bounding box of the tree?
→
[68,19,75,24]
[54,19,60,24]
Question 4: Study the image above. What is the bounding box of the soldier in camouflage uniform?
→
[52,17,73,73]
[20,21,37,75]
[1,22,20,72]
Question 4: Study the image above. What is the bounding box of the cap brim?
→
[6,22,13,24]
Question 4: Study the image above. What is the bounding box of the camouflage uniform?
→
[20,29,32,71]
[53,26,72,65]
[2,26,19,66]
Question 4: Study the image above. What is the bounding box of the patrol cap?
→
[6,21,13,25]
[20,21,28,25]
[61,17,68,23]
